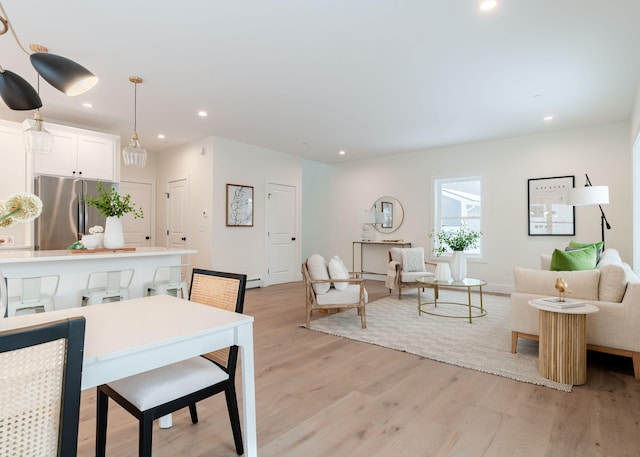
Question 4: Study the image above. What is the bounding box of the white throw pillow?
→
[401,248,425,273]
[328,256,349,291]
[307,254,330,294]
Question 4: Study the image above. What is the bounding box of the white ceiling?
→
[0,0,639,164]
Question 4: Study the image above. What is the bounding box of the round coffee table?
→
[416,277,487,324]
[529,298,599,385]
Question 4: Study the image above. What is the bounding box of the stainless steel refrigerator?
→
[34,175,116,250]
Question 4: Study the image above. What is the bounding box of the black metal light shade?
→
[0,69,42,110]
[30,52,98,96]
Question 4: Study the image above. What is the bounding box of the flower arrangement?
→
[0,192,43,227]
[429,223,481,256]
[85,184,143,219]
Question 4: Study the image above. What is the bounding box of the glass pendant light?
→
[122,76,147,167]
[22,76,53,154]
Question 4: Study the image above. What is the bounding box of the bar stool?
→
[6,275,60,317]
[81,270,134,306]
[145,264,189,299]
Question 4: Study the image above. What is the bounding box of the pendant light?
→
[122,76,147,167]
[0,2,98,111]
[22,76,53,154]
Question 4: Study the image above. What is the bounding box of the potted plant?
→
[429,223,481,281]
[85,184,143,249]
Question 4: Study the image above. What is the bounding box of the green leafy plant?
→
[85,184,144,219]
[429,223,481,256]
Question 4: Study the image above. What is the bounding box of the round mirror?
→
[371,196,404,234]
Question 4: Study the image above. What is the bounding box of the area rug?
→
[307,289,572,392]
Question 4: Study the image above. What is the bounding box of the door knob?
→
[181,237,186,241]
[145,236,150,240]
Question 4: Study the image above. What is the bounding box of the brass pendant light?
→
[122,76,147,167]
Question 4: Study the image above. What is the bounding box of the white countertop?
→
[0,247,197,264]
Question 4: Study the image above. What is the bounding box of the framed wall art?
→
[226,184,254,227]
[528,175,575,236]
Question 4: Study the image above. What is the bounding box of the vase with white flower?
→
[429,223,481,281]
[85,184,143,249]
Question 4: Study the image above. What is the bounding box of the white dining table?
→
[0,294,257,457]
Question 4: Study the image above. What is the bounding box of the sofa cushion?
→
[307,254,330,294]
[568,240,604,263]
[596,249,626,302]
[401,248,425,272]
[328,256,349,291]
[550,245,597,271]
[514,267,600,300]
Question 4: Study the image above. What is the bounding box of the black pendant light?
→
[0,2,98,111]
[0,69,42,110]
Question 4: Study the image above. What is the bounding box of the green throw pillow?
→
[568,240,604,262]
[550,245,597,271]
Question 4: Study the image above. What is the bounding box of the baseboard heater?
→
[246,278,261,289]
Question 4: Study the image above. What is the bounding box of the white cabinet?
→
[30,122,120,181]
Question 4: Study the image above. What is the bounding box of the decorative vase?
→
[450,251,467,282]
[435,263,451,282]
[103,216,124,249]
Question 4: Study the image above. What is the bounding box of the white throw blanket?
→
[385,261,400,289]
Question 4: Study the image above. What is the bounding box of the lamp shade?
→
[568,185,609,206]
[122,133,147,167]
[359,210,376,224]
[0,70,42,110]
[30,52,98,96]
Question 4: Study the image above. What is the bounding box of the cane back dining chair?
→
[0,317,86,457]
[95,269,248,457]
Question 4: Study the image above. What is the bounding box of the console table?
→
[352,240,411,276]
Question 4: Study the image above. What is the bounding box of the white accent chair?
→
[145,264,189,299]
[81,269,134,306]
[6,275,60,316]
[303,254,368,328]
[388,247,436,299]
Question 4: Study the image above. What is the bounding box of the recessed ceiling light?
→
[543,115,554,122]
[479,0,497,11]
[82,102,93,108]
[157,134,165,139]
[339,150,346,155]
[198,111,207,117]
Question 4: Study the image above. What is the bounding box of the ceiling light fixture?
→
[122,76,147,168]
[479,0,498,11]
[22,75,53,155]
[0,2,98,110]
[198,111,207,117]
[543,115,554,121]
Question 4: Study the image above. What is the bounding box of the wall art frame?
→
[528,175,575,236]
[226,184,254,227]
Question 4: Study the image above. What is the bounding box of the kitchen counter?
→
[1,247,197,312]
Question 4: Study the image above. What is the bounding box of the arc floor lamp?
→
[568,173,611,248]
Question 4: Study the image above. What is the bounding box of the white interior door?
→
[120,181,152,247]
[167,178,189,249]
[267,183,297,285]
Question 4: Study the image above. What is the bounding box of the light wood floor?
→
[78,280,640,457]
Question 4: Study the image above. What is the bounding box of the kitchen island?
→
[0,247,196,312]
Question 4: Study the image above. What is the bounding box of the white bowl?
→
[81,234,103,249]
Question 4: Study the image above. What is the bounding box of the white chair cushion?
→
[328,256,349,291]
[316,285,368,306]
[400,271,435,282]
[307,254,330,294]
[401,248,425,272]
[107,357,228,411]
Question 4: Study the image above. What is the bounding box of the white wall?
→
[156,138,214,271]
[211,137,303,284]
[632,82,640,144]
[302,121,632,293]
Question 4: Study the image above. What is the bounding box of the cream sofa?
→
[510,248,640,380]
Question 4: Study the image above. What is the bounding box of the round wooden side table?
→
[529,298,599,385]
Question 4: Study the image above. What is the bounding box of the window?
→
[434,176,482,257]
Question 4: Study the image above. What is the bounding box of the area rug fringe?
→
[304,290,572,392]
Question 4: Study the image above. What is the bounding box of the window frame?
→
[432,175,484,260]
